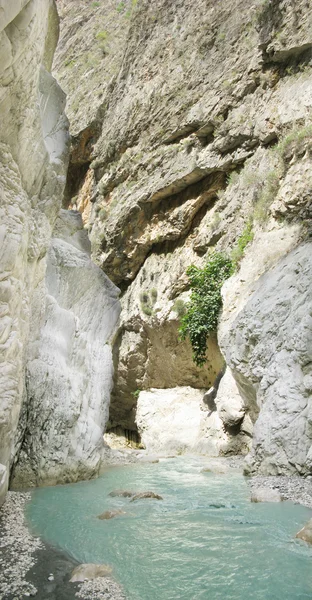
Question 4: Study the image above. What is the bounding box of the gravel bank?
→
[0,491,126,600]
[248,476,312,509]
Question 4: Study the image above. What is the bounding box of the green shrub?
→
[179,252,233,366]
[275,123,312,160]
[92,1,100,7]
[231,219,254,267]
[117,1,125,12]
[140,291,149,304]
[173,299,186,318]
[96,30,108,41]
[140,290,154,317]
[150,288,158,302]
[141,304,153,316]
[254,169,280,222]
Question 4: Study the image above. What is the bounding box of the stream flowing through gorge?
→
[27,457,312,600]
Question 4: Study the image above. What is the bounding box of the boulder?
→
[250,487,282,503]
[296,519,312,544]
[97,510,125,520]
[108,490,134,498]
[70,564,112,582]
[130,492,163,502]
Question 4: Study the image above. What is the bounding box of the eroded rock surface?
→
[221,242,312,476]
[136,387,226,456]
[11,210,120,488]
[0,0,68,505]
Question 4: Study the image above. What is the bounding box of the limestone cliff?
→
[0,0,120,504]
[55,0,312,473]
[0,0,68,505]
[11,210,120,488]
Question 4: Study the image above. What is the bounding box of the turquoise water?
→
[27,457,312,600]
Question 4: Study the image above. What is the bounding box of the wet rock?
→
[108,490,135,498]
[296,519,312,544]
[97,510,125,520]
[250,487,282,503]
[130,492,163,502]
[201,466,228,475]
[69,564,112,583]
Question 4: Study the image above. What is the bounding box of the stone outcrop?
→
[221,242,312,476]
[0,0,68,505]
[136,387,227,455]
[11,210,120,488]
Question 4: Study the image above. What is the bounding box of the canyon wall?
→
[0,0,120,504]
[0,0,68,505]
[54,0,312,472]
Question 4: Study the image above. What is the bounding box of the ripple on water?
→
[27,457,312,600]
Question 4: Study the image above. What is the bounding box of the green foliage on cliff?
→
[231,219,254,267]
[179,253,234,367]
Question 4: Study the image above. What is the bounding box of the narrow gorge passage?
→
[1,0,312,599]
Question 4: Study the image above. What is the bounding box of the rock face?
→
[221,243,312,476]
[0,0,68,505]
[53,0,312,474]
[136,387,227,455]
[0,0,121,503]
[11,210,120,487]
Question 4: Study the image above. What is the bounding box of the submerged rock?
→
[250,487,282,503]
[130,492,163,502]
[296,519,312,544]
[97,510,125,520]
[70,563,112,582]
[108,490,135,498]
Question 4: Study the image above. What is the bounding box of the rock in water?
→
[70,564,112,582]
[296,519,312,544]
[108,490,135,498]
[250,488,282,503]
[130,492,163,502]
[97,510,125,520]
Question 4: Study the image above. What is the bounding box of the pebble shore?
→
[0,492,126,600]
[249,475,312,509]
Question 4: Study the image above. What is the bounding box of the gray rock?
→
[250,487,282,503]
[69,564,112,583]
[97,510,125,520]
[296,519,312,544]
[136,387,226,456]
[221,242,312,476]
[11,211,120,488]
[130,491,163,502]
[108,490,135,498]
[0,0,68,506]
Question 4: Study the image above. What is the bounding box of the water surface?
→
[27,457,312,600]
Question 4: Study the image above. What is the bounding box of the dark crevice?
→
[63,161,91,208]
[162,123,201,145]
